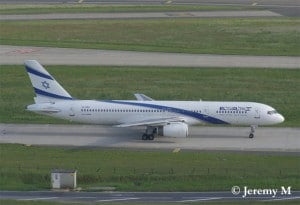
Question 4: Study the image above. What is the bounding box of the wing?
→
[134,93,154,101]
[115,116,185,128]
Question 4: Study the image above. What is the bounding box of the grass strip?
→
[0,144,299,191]
[1,18,299,56]
[0,65,299,126]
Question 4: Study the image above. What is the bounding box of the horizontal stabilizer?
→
[26,103,61,114]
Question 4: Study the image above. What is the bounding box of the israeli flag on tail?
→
[25,60,73,103]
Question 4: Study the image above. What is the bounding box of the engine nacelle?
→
[162,122,189,138]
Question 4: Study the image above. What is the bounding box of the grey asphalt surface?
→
[1,124,299,152]
[1,45,300,68]
[0,0,299,17]
[1,190,300,203]
[0,0,299,7]
[0,10,281,21]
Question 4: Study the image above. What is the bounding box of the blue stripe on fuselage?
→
[26,66,53,80]
[101,100,228,124]
[34,87,73,100]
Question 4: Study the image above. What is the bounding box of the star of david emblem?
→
[41,81,50,89]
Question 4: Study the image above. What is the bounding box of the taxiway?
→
[0,10,281,21]
[1,190,300,203]
[0,0,299,17]
[1,124,299,152]
[1,45,299,68]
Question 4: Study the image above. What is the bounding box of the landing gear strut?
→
[142,127,157,141]
[249,125,256,138]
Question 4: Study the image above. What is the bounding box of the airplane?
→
[25,60,285,140]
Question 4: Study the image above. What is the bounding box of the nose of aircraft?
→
[277,114,285,123]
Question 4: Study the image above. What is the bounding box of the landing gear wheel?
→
[148,134,154,141]
[142,134,148,140]
[142,126,158,141]
[248,125,256,139]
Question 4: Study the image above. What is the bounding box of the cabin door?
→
[203,106,209,117]
[254,108,260,119]
[69,107,75,117]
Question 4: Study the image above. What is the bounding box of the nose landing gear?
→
[249,125,256,138]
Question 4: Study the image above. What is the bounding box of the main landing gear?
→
[142,127,157,141]
[249,125,256,139]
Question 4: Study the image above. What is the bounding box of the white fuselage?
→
[27,100,285,126]
[24,60,285,139]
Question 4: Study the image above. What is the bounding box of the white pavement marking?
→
[173,147,181,153]
[179,197,223,202]
[0,11,281,21]
[18,197,59,201]
[1,45,299,68]
[171,2,300,8]
[96,197,139,202]
[263,196,300,201]
[73,197,96,199]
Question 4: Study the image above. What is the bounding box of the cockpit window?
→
[267,110,278,115]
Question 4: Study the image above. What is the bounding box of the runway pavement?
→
[1,0,299,7]
[0,0,299,17]
[1,124,299,152]
[1,190,300,203]
[0,10,281,21]
[1,45,300,68]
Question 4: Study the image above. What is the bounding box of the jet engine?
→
[162,122,189,138]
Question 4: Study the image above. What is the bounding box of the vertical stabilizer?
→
[25,60,73,103]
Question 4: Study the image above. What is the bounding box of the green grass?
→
[0,144,299,191]
[1,18,299,56]
[0,4,261,14]
[0,65,299,126]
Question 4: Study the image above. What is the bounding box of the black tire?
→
[148,134,154,140]
[142,134,148,140]
[249,133,254,139]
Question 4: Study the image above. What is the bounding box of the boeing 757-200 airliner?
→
[25,60,284,140]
